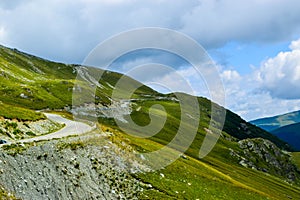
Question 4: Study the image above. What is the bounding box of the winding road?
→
[16,113,94,143]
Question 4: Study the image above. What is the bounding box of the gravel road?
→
[18,113,94,143]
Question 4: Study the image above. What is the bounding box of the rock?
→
[0,134,149,199]
[20,93,29,99]
[180,154,188,160]
[232,138,300,182]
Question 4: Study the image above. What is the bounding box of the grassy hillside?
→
[0,102,45,121]
[251,110,300,132]
[292,152,300,169]
[0,44,299,199]
[103,125,300,199]
[0,44,288,149]
[272,122,300,151]
[0,45,157,110]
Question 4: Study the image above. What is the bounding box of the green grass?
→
[1,143,33,156]
[0,45,158,111]
[0,102,45,121]
[1,44,299,199]
[100,125,300,199]
[138,160,269,200]
[292,152,300,168]
[56,140,86,150]
[0,185,19,200]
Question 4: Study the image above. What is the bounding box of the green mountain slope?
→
[272,122,300,151]
[224,109,291,150]
[250,110,300,132]
[0,44,288,150]
[0,44,299,199]
[0,45,157,109]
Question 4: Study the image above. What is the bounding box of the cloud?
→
[290,39,300,50]
[221,70,241,82]
[217,66,300,121]
[213,39,300,120]
[0,0,24,10]
[0,0,300,63]
[255,38,300,99]
[180,0,300,47]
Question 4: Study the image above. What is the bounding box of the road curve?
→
[18,113,94,143]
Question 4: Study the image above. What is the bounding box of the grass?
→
[0,102,45,121]
[292,152,300,168]
[0,45,158,111]
[56,140,86,151]
[1,143,33,156]
[1,44,300,199]
[0,185,19,200]
[99,124,300,199]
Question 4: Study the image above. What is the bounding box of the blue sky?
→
[209,41,291,75]
[1,0,300,120]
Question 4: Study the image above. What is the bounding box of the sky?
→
[1,0,300,120]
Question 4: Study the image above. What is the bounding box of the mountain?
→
[0,45,157,110]
[0,45,289,150]
[250,110,300,151]
[1,44,300,199]
[250,110,300,132]
[271,122,300,151]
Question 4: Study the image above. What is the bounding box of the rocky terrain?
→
[0,132,152,199]
[0,118,64,141]
[71,100,132,123]
[230,138,300,182]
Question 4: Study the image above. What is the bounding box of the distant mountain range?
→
[271,122,300,151]
[251,110,300,151]
[250,110,300,132]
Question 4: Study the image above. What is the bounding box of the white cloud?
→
[216,66,300,121]
[255,38,300,99]
[211,39,300,120]
[289,38,300,50]
[221,70,241,82]
[180,0,300,47]
[0,0,300,63]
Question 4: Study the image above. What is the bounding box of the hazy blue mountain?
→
[272,122,300,151]
[250,110,300,132]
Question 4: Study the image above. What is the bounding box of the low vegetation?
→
[0,102,45,121]
[99,125,300,199]
[0,44,299,199]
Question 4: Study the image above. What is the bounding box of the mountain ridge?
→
[250,110,300,132]
[272,122,300,151]
[1,44,299,199]
[0,44,290,150]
